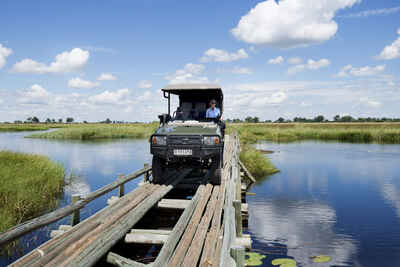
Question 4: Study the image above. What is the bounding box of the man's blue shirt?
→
[206,107,220,118]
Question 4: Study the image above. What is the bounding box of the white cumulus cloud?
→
[337,64,386,77]
[12,48,89,74]
[138,80,153,89]
[377,28,400,60]
[0,44,13,69]
[268,56,284,64]
[97,73,117,81]
[231,0,360,48]
[68,77,99,89]
[288,58,331,74]
[88,88,130,105]
[165,63,209,84]
[200,48,248,62]
[18,84,50,105]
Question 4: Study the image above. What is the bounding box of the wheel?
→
[210,155,222,185]
[152,156,167,184]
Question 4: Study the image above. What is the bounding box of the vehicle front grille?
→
[168,135,202,145]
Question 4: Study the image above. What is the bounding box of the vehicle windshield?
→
[171,100,220,122]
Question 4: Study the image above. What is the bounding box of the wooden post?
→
[230,245,245,267]
[71,194,82,226]
[233,200,242,237]
[117,175,124,197]
[144,164,150,182]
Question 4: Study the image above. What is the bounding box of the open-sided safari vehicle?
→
[150,84,225,185]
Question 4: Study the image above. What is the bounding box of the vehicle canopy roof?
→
[162,83,223,112]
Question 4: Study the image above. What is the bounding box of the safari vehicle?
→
[150,84,225,185]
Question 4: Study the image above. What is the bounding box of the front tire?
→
[152,156,167,184]
[210,155,222,185]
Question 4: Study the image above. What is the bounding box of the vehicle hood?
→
[155,125,219,135]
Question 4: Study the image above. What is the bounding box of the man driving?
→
[206,99,220,119]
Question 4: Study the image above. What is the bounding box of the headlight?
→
[152,136,167,145]
[203,136,220,145]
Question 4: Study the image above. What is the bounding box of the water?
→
[250,141,400,267]
[0,131,151,265]
[1,132,400,266]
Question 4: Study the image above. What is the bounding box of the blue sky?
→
[0,0,399,122]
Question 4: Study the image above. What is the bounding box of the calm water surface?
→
[1,132,400,267]
[250,141,400,267]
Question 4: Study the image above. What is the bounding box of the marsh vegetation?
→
[0,151,64,233]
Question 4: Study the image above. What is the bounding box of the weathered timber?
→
[47,184,162,267]
[238,160,255,183]
[117,174,125,197]
[182,186,219,266]
[106,252,147,267]
[66,169,192,267]
[0,165,151,247]
[153,185,205,267]
[130,229,172,235]
[11,183,153,267]
[199,171,228,267]
[125,233,169,244]
[71,194,82,226]
[167,184,213,267]
[230,245,245,267]
[25,185,158,267]
[233,200,242,237]
[157,199,191,210]
[212,223,224,267]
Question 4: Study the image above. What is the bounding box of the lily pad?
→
[245,252,266,266]
[311,255,332,263]
[271,258,297,266]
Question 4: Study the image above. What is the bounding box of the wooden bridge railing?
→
[0,164,152,247]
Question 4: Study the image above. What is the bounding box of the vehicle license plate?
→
[174,149,192,156]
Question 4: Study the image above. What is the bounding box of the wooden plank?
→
[106,252,147,267]
[181,186,219,267]
[124,233,168,244]
[238,160,256,183]
[233,200,242,237]
[157,199,191,210]
[30,184,159,267]
[66,170,192,267]
[11,183,153,267]
[0,166,152,247]
[230,246,245,267]
[199,171,228,267]
[167,184,213,267]
[130,229,172,235]
[153,185,205,267]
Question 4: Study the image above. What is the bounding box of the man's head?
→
[210,99,217,109]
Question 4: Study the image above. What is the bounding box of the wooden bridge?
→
[1,134,255,267]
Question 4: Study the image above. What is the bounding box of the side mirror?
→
[158,114,171,125]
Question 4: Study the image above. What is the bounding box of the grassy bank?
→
[27,123,158,140]
[0,124,51,132]
[0,151,64,233]
[230,123,400,144]
[240,146,279,180]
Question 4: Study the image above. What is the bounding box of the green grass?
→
[0,124,51,132]
[230,122,400,144]
[240,146,279,180]
[27,123,158,140]
[0,151,64,233]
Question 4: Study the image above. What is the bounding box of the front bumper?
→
[151,145,223,161]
